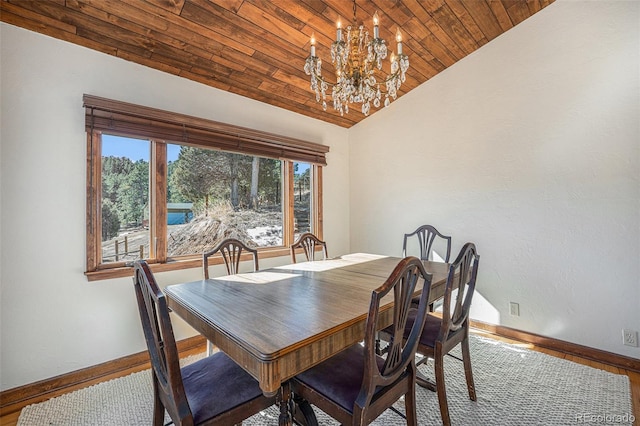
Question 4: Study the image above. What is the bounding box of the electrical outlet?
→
[509,302,520,316]
[622,329,638,347]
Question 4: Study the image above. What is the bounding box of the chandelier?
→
[303,0,409,116]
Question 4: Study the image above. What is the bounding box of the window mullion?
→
[313,165,323,240]
[283,161,295,247]
[151,141,167,263]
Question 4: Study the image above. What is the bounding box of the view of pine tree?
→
[169,146,279,212]
[102,156,148,230]
[250,156,260,209]
[259,158,282,206]
[101,199,120,240]
[118,160,149,225]
[170,146,225,212]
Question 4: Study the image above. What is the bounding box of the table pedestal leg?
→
[278,381,293,426]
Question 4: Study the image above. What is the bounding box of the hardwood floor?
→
[1,330,638,426]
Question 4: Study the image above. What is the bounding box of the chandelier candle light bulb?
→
[310,33,316,57]
[373,12,379,38]
[303,0,410,117]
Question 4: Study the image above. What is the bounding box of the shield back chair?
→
[202,238,259,279]
[132,260,276,426]
[404,224,452,311]
[379,242,480,426]
[289,232,328,263]
[202,238,259,355]
[291,257,433,425]
[403,224,452,263]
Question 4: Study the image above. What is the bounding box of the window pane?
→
[166,144,283,258]
[101,135,150,263]
[293,162,312,239]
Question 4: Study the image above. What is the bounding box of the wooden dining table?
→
[165,253,450,424]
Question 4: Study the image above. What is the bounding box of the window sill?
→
[85,247,292,282]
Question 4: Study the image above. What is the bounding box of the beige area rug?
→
[18,335,634,425]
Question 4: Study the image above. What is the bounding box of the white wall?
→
[349,0,639,357]
[0,24,350,390]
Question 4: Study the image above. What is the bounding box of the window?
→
[85,95,328,281]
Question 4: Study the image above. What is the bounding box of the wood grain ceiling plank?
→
[1,1,76,33]
[117,49,183,75]
[400,1,463,63]
[142,0,186,15]
[527,0,543,15]
[3,1,82,32]
[66,0,214,61]
[0,8,121,58]
[272,68,320,94]
[257,80,315,106]
[430,2,479,56]
[202,0,244,14]
[243,0,307,32]
[6,0,174,62]
[185,0,307,65]
[502,0,534,26]
[235,1,309,47]
[130,0,255,56]
[485,0,514,32]
[417,0,446,14]
[463,0,505,41]
[221,48,276,76]
[298,0,328,16]
[446,0,489,45]
[74,25,152,59]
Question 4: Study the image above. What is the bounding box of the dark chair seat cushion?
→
[381,311,443,349]
[293,344,387,413]
[182,352,265,424]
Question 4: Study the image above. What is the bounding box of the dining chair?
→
[290,232,328,263]
[379,242,480,426]
[290,256,433,425]
[202,238,259,279]
[404,224,452,311]
[202,238,259,355]
[403,224,452,263]
[132,260,277,426]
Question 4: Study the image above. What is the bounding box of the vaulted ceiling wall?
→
[0,0,554,127]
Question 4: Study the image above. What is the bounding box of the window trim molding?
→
[83,94,329,165]
[85,96,327,281]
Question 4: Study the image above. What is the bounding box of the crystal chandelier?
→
[303,0,409,116]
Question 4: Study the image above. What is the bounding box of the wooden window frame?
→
[84,95,327,281]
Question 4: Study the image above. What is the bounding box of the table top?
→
[165,253,449,395]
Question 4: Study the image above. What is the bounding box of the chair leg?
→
[434,349,451,426]
[461,334,477,401]
[405,373,418,426]
[151,378,165,426]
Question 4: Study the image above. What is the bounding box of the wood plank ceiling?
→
[1,0,554,128]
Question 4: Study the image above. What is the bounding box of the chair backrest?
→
[357,256,433,409]
[290,232,328,263]
[439,243,480,340]
[402,224,452,263]
[203,238,259,279]
[133,260,192,424]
